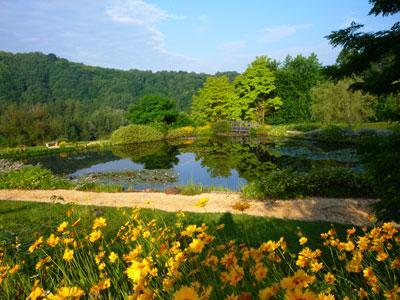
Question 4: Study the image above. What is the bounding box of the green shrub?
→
[358,134,400,222]
[0,166,72,190]
[109,124,164,145]
[166,126,195,139]
[211,121,231,134]
[194,125,213,136]
[242,167,375,199]
[76,182,124,193]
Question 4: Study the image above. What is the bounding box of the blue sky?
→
[0,0,397,73]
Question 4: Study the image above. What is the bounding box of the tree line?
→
[0,0,399,146]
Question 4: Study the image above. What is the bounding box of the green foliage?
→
[211,121,232,134]
[326,1,400,96]
[173,112,195,128]
[311,78,376,126]
[375,93,400,121]
[76,182,124,193]
[358,134,400,222]
[166,126,195,139]
[233,56,282,122]
[0,166,72,189]
[0,100,127,146]
[269,54,324,124]
[191,76,237,123]
[127,94,178,125]
[177,183,230,195]
[242,167,375,199]
[109,124,164,145]
[0,51,208,111]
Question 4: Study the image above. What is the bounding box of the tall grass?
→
[0,201,398,299]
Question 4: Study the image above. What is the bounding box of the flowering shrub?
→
[0,208,399,299]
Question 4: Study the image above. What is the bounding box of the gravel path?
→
[0,189,378,226]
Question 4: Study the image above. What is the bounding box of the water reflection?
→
[26,137,360,191]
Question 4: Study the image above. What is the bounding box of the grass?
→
[0,200,347,251]
[177,183,231,195]
[0,140,110,159]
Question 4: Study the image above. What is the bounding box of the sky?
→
[0,0,397,73]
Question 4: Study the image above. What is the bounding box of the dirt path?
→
[0,189,377,226]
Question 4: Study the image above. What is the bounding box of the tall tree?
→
[191,76,236,123]
[232,56,282,122]
[311,78,376,126]
[326,0,400,95]
[127,94,178,125]
[269,54,323,124]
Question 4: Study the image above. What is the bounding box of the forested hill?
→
[0,51,238,111]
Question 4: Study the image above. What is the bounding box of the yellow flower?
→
[376,251,388,261]
[92,217,107,230]
[88,230,102,243]
[57,221,68,233]
[126,260,142,282]
[196,197,208,208]
[259,284,279,300]
[63,248,74,262]
[48,286,85,299]
[28,237,44,253]
[317,293,335,300]
[280,270,315,290]
[253,264,268,282]
[189,239,205,253]
[109,251,118,263]
[90,279,111,296]
[173,286,200,300]
[358,288,368,298]
[324,272,335,285]
[310,262,323,273]
[27,280,45,300]
[181,225,197,237]
[47,234,60,247]
[299,237,308,245]
[285,288,316,300]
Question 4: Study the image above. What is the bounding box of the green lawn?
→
[0,200,348,252]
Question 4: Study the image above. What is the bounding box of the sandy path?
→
[0,189,377,226]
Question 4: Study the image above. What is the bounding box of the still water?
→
[26,137,360,191]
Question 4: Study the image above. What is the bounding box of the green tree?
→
[127,94,178,125]
[232,56,282,122]
[269,54,323,124]
[326,0,400,96]
[191,76,236,123]
[311,78,376,126]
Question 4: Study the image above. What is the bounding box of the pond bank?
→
[0,189,377,226]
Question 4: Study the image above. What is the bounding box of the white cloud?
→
[104,0,197,69]
[258,24,311,43]
[106,0,180,25]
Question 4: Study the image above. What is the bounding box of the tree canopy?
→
[191,76,236,123]
[233,56,282,122]
[311,78,376,126]
[326,0,400,95]
[269,54,323,124]
[127,94,178,125]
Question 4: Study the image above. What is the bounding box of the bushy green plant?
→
[0,166,72,190]
[311,78,376,126]
[109,124,164,145]
[358,134,400,222]
[243,167,374,199]
[211,120,231,134]
[166,126,195,139]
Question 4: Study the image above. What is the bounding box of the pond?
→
[25,137,361,191]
